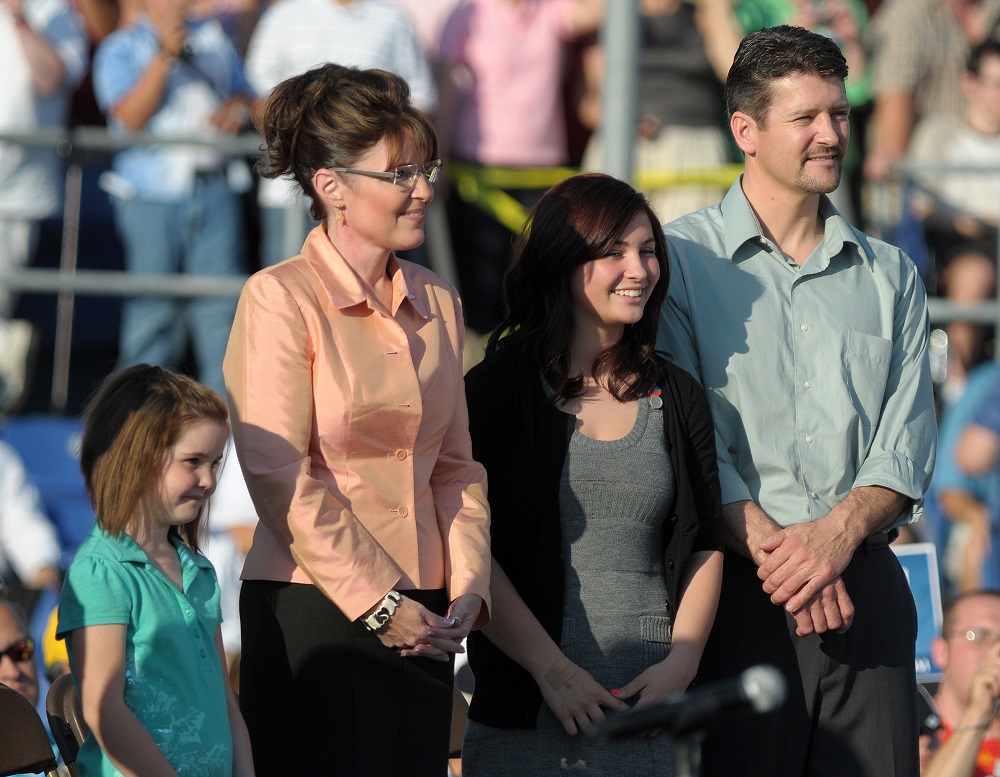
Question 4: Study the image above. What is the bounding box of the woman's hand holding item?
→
[534,656,627,736]
[400,593,484,660]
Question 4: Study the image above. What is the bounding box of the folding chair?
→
[0,682,60,777]
[45,673,88,776]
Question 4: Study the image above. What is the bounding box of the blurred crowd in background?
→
[3,1,1000,773]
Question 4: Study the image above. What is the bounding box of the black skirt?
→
[239,581,454,776]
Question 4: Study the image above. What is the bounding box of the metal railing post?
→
[600,1,640,183]
[52,163,83,412]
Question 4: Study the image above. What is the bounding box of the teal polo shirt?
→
[58,524,232,776]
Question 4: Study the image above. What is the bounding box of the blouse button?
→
[395,449,407,461]
[397,505,409,518]
[805,435,814,444]
[800,324,809,332]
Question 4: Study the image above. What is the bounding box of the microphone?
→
[594,664,787,739]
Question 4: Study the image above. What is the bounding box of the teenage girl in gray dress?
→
[462,173,725,775]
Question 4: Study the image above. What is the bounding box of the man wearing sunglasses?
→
[0,597,38,708]
[925,590,1000,776]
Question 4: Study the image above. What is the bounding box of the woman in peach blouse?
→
[223,63,491,775]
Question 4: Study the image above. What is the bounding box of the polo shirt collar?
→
[89,523,148,564]
[87,523,213,570]
[301,226,429,319]
[720,176,869,269]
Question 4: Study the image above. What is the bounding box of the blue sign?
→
[893,542,944,682]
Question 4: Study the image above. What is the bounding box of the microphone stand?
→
[674,730,704,777]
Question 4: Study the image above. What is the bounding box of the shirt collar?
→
[720,176,871,270]
[88,523,213,570]
[301,226,429,318]
[135,14,199,35]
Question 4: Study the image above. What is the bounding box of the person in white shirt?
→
[244,0,436,267]
[0,439,61,606]
[0,0,85,412]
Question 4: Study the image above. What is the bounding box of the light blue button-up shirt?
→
[92,16,253,201]
[657,178,936,528]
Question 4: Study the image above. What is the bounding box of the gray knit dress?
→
[463,395,678,775]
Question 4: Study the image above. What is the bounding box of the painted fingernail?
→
[611,689,622,696]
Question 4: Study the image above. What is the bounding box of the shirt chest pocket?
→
[842,330,892,427]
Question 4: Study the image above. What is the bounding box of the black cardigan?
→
[464,347,725,729]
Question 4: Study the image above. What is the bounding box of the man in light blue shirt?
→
[93,0,254,398]
[657,25,937,777]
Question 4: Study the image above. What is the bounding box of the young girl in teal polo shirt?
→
[57,364,255,777]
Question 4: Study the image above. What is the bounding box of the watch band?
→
[362,590,402,632]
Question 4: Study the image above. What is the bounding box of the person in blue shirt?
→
[92,0,254,397]
[927,362,1000,595]
[955,371,1000,590]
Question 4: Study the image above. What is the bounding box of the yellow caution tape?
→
[449,162,744,233]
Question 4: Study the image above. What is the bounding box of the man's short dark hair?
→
[968,40,1000,76]
[725,25,848,126]
[941,589,1000,636]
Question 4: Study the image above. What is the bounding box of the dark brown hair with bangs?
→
[80,364,229,552]
[487,173,669,403]
[255,63,438,221]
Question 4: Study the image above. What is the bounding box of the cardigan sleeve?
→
[671,364,725,553]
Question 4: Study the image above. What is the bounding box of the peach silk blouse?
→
[224,227,492,624]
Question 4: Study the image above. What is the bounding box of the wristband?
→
[362,590,401,632]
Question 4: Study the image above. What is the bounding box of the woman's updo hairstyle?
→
[255,63,438,220]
